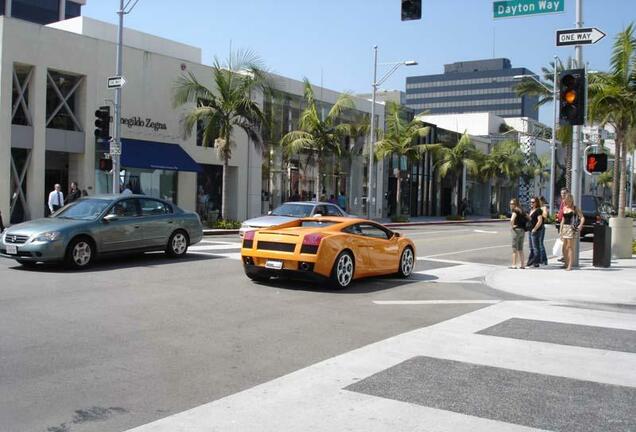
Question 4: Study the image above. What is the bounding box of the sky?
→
[83,0,635,124]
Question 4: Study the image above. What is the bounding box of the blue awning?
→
[121,138,201,173]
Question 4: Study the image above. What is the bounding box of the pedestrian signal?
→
[98,158,113,171]
[586,153,607,173]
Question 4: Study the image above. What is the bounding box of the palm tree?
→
[514,60,574,190]
[589,23,636,218]
[597,170,613,200]
[281,79,355,201]
[173,49,269,219]
[480,140,524,214]
[374,102,435,218]
[434,132,483,216]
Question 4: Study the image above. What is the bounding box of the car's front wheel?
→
[65,237,94,269]
[166,230,189,258]
[330,251,355,289]
[397,246,415,278]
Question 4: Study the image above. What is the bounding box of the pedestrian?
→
[66,181,82,204]
[556,187,569,262]
[539,196,549,265]
[509,198,526,269]
[122,183,133,195]
[560,193,585,271]
[526,197,545,268]
[328,194,337,204]
[48,183,64,214]
[337,191,347,212]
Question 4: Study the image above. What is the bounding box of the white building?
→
[1,9,383,225]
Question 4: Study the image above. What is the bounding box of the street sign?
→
[556,27,606,46]
[109,141,121,156]
[107,76,127,89]
[493,0,564,19]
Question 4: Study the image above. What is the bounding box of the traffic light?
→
[586,153,608,173]
[401,0,421,21]
[559,68,586,126]
[94,106,111,140]
[98,158,113,171]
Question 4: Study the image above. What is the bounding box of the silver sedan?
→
[0,195,203,269]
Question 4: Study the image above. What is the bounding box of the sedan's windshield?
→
[270,203,313,218]
[54,199,112,220]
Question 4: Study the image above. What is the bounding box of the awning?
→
[121,138,201,172]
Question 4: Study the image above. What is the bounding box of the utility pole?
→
[571,0,583,266]
[549,56,559,215]
[367,46,378,219]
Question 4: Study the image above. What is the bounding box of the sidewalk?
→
[485,249,636,306]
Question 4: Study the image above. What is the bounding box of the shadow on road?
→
[251,274,423,294]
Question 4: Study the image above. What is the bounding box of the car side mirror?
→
[267,211,272,215]
[313,213,322,217]
[393,232,401,238]
[103,214,119,223]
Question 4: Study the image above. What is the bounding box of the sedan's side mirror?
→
[103,214,119,223]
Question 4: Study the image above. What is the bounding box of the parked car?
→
[0,195,203,269]
[579,194,613,237]
[239,201,348,238]
[241,217,415,289]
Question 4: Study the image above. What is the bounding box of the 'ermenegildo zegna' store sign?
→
[121,116,168,132]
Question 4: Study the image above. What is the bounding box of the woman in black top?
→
[509,199,526,269]
[526,197,544,268]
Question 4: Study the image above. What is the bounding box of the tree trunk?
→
[395,171,401,218]
[315,151,320,202]
[612,134,622,211]
[618,134,627,218]
[221,158,229,220]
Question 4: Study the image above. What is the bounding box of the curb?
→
[384,218,506,228]
[203,229,239,236]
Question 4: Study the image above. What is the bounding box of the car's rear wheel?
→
[330,251,354,289]
[65,237,94,269]
[397,246,414,278]
[166,230,188,258]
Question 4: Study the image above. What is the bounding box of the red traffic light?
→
[586,153,608,173]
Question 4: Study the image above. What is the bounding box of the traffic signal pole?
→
[111,0,124,195]
[571,0,583,267]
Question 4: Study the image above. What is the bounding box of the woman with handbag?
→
[539,196,549,265]
[509,199,526,269]
[560,193,585,271]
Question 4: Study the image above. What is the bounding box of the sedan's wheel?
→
[166,230,188,258]
[397,247,415,278]
[65,237,94,269]
[330,251,354,289]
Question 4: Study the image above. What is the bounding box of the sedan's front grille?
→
[4,234,29,244]
[257,241,295,252]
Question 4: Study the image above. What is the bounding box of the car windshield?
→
[299,220,338,228]
[270,203,313,217]
[54,199,112,220]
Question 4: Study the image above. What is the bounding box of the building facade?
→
[406,58,539,120]
[1,0,83,24]
[0,11,383,225]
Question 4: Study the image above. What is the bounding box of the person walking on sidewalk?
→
[66,181,82,205]
[48,184,64,214]
[527,197,545,268]
[509,199,526,269]
[560,193,585,271]
[539,196,549,265]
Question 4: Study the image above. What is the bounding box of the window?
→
[108,199,139,218]
[314,205,328,216]
[12,0,59,24]
[325,205,343,216]
[140,199,171,216]
[65,1,81,19]
[345,223,392,240]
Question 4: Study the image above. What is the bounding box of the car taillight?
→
[301,233,323,254]
[243,230,255,248]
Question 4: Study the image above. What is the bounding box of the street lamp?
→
[513,56,561,216]
[367,46,417,219]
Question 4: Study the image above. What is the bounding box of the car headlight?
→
[33,231,62,242]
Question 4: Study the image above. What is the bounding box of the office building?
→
[406,58,539,120]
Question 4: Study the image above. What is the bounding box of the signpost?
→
[107,75,127,89]
[556,27,606,46]
[493,0,564,19]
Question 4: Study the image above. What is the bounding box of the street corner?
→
[485,257,636,306]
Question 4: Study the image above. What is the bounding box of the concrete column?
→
[58,0,66,21]
[26,65,47,219]
[0,25,12,224]
[5,0,11,17]
[177,171,196,213]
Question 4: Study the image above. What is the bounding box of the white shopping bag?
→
[552,238,563,257]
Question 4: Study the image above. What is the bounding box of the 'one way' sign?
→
[556,28,606,47]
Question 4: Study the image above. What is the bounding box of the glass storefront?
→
[94,166,178,203]
[196,164,222,222]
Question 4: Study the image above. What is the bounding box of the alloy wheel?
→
[336,253,353,287]
[72,241,92,267]
[172,233,187,255]
[401,247,414,276]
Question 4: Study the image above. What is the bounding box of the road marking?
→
[374,300,501,305]
[423,244,511,258]
[473,229,498,234]
[190,243,242,251]
[417,256,499,267]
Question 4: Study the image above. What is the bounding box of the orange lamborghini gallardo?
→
[240,217,416,289]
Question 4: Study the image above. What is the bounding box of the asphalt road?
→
[0,221,597,432]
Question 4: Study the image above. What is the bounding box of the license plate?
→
[265,260,283,270]
[6,245,17,255]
